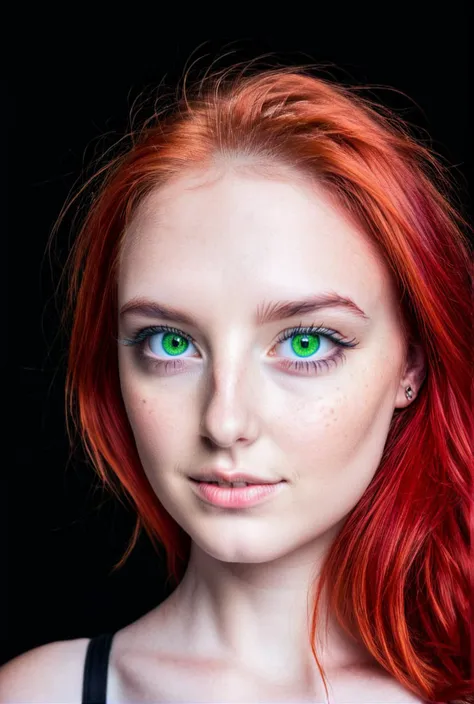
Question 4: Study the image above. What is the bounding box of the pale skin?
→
[114,161,426,700]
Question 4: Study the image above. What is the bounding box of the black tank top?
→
[82,633,115,704]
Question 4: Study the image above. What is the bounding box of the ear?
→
[395,341,427,409]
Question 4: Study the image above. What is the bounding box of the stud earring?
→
[405,386,413,400]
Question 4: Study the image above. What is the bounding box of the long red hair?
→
[49,62,473,703]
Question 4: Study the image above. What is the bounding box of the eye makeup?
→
[118,322,360,376]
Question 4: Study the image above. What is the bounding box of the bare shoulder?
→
[0,637,90,704]
[328,662,428,703]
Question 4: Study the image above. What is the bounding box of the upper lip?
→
[189,468,283,485]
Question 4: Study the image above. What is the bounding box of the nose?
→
[199,362,260,449]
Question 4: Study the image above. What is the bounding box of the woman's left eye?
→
[118,324,359,376]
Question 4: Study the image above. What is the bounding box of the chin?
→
[190,529,295,564]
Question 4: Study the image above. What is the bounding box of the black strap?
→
[82,632,114,704]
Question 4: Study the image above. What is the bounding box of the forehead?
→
[118,169,394,318]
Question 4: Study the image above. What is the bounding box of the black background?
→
[6,12,471,666]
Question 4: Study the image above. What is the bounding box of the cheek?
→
[119,374,189,476]
[278,376,396,504]
[275,384,374,453]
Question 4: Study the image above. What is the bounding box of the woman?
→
[1,62,472,703]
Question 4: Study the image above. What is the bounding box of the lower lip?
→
[190,480,287,508]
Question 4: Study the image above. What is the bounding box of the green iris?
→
[291,333,320,357]
[162,333,189,356]
[160,331,321,359]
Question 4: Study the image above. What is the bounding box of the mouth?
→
[188,477,288,508]
[189,478,286,488]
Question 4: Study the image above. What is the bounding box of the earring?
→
[405,386,413,400]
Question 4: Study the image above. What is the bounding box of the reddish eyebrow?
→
[119,292,370,326]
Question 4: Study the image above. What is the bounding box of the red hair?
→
[49,62,473,703]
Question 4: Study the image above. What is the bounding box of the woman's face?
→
[117,166,410,564]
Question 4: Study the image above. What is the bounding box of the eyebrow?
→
[119,292,370,326]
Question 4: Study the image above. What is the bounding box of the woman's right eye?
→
[146,328,198,359]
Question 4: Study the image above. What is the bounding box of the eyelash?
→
[118,323,359,376]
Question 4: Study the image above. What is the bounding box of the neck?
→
[160,527,375,685]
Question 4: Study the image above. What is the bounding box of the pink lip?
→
[189,479,287,508]
[191,468,280,484]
